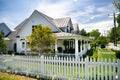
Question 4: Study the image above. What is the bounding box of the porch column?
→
[75,38,78,59]
[80,40,82,52]
[84,40,86,50]
[55,40,57,53]
[88,41,90,50]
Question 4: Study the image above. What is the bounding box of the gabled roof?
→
[15,19,28,30]
[53,17,71,28]
[0,23,11,37]
[14,10,61,33]
[35,10,61,32]
[72,23,79,31]
[7,31,17,40]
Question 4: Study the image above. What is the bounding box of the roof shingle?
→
[53,17,71,28]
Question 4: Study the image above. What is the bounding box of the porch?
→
[55,32,91,58]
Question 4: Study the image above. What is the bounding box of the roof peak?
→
[34,10,53,20]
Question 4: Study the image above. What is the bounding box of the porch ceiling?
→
[55,32,90,40]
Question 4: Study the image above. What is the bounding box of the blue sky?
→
[0,0,116,33]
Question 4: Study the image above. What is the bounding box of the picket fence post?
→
[85,56,89,80]
[118,59,120,80]
[41,55,44,75]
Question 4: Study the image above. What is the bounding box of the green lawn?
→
[99,54,116,59]
[98,48,116,59]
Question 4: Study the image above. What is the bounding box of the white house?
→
[7,10,90,58]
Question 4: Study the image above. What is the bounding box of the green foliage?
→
[86,46,96,57]
[116,26,120,41]
[27,24,57,53]
[89,29,100,40]
[114,50,120,59]
[108,28,115,42]
[79,29,88,36]
[113,0,120,11]
[96,36,110,48]
[116,14,120,26]
[108,14,120,43]
[0,31,7,53]
[117,41,120,44]
[99,54,116,59]
[108,13,120,43]
[91,48,98,58]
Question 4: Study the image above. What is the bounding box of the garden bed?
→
[0,71,37,80]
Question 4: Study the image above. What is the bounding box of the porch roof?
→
[55,32,90,40]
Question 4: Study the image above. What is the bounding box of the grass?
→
[99,54,116,59]
[0,72,36,80]
[98,48,116,59]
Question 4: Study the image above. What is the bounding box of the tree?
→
[0,31,7,53]
[89,29,100,40]
[27,24,57,53]
[79,29,88,36]
[108,28,115,42]
[113,0,120,11]
[116,14,120,26]
[108,14,120,43]
[96,36,110,48]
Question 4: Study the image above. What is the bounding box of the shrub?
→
[57,47,62,53]
[117,41,120,44]
[115,50,120,59]
[100,43,106,48]
[91,48,98,59]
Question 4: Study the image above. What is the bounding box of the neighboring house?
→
[72,23,79,34]
[0,23,11,37]
[7,10,90,57]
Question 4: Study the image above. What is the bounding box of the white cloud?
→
[73,0,78,2]
[97,4,115,13]
[34,0,114,33]
[90,14,106,20]
[35,1,71,18]
[79,20,114,33]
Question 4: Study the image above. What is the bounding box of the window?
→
[32,25,37,31]
[22,42,25,48]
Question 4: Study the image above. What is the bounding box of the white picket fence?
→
[0,55,120,80]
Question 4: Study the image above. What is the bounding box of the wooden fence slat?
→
[90,58,92,80]
[0,55,119,80]
[97,58,100,80]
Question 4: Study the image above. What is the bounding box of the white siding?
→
[16,11,59,53]
[18,11,58,37]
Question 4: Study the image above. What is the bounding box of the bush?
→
[100,43,106,48]
[117,41,120,44]
[57,47,62,53]
[86,46,96,57]
[91,48,98,59]
[115,50,120,59]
